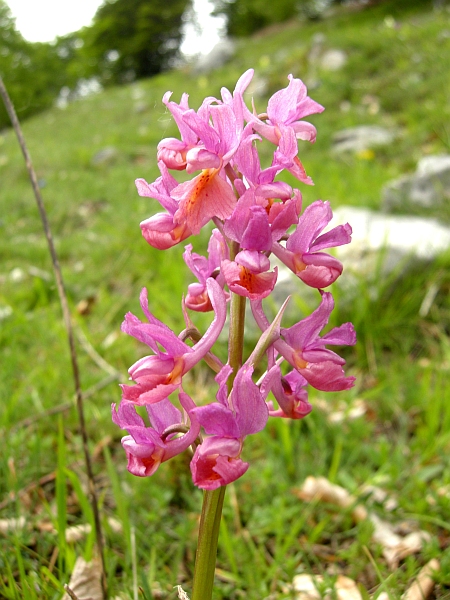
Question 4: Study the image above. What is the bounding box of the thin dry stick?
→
[63,585,81,600]
[0,77,107,599]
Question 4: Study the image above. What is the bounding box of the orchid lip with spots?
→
[114,69,356,489]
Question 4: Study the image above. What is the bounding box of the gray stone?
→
[320,49,347,71]
[382,154,450,213]
[330,206,450,280]
[194,38,236,74]
[332,125,397,153]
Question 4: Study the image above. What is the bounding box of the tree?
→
[0,1,80,128]
[210,0,301,37]
[81,0,192,85]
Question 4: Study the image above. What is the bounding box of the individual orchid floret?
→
[136,162,192,249]
[272,200,352,288]
[169,107,241,234]
[157,92,198,170]
[121,278,226,405]
[190,436,249,491]
[189,364,270,489]
[244,74,324,185]
[171,168,237,236]
[112,393,200,477]
[221,251,277,300]
[192,364,269,439]
[183,229,230,312]
[220,68,255,134]
[252,291,356,392]
[268,366,312,419]
[247,74,324,145]
[221,196,278,300]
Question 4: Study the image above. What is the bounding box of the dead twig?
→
[63,586,80,600]
[0,76,107,599]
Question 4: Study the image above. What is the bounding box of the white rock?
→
[332,125,397,153]
[330,206,450,277]
[382,154,450,212]
[320,49,347,71]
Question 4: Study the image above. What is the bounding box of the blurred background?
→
[1,0,450,597]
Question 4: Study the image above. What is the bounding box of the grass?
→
[1,0,450,597]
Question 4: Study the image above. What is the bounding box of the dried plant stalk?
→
[0,76,107,599]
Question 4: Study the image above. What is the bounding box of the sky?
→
[6,0,224,56]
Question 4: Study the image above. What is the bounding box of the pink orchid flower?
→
[268,366,312,419]
[169,101,244,234]
[272,200,352,288]
[157,92,198,170]
[221,195,278,300]
[189,364,270,489]
[112,393,200,477]
[252,291,356,392]
[121,278,226,405]
[248,74,324,145]
[245,74,324,184]
[183,229,230,312]
[136,162,192,249]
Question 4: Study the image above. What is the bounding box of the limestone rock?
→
[320,49,347,71]
[332,125,396,153]
[330,206,450,279]
[382,154,450,215]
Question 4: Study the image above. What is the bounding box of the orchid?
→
[112,393,200,477]
[121,278,226,405]
[183,228,229,311]
[116,69,356,599]
[252,291,356,392]
[190,364,271,489]
[136,162,192,249]
[272,200,352,288]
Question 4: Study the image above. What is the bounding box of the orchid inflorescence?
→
[112,69,356,491]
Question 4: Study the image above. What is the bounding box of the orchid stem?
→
[191,486,226,600]
[191,241,246,600]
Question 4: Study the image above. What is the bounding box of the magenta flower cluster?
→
[112,70,356,490]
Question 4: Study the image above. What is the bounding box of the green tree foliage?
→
[81,0,192,85]
[210,0,303,37]
[0,1,79,129]
[212,0,437,38]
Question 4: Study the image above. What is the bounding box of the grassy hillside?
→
[1,0,450,597]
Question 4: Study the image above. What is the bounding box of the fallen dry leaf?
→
[296,477,430,569]
[0,516,26,534]
[292,574,362,600]
[296,476,368,521]
[62,556,103,600]
[369,514,430,569]
[66,524,92,543]
[175,585,190,600]
[315,398,368,424]
[402,559,440,600]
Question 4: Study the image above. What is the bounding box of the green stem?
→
[191,486,226,600]
[191,241,246,600]
[228,291,246,386]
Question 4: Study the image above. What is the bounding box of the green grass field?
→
[1,0,450,597]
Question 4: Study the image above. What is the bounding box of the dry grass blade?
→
[402,559,440,600]
[0,76,107,599]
